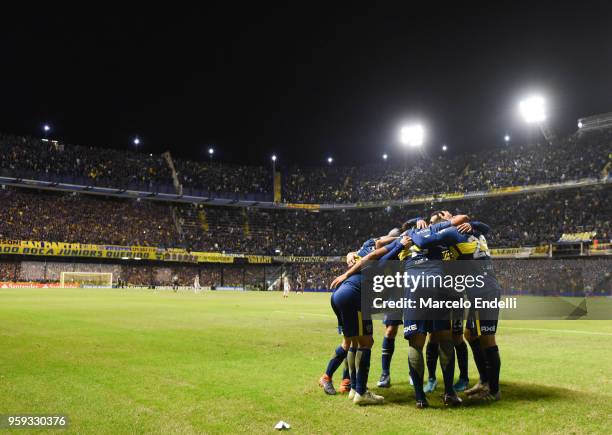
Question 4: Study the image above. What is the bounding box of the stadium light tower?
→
[382,153,388,161]
[519,95,556,145]
[399,124,424,147]
[327,156,333,164]
[442,144,448,151]
[208,147,214,161]
[504,134,510,143]
[519,96,546,124]
[133,137,140,146]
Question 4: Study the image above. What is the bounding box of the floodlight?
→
[504,134,510,142]
[382,153,388,160]
[271,154,277,162]
[43,124,50,132]
[519,96,546,123]
[400,124,424,147]
[208,147,214,155]
[133,137,140,145]
[327,157,333,164]
[577,121,583,128]
[442,144,448,151]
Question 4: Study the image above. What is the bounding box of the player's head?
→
[387,227,401,237]
[401,218,419,232]
[430,210,453,224]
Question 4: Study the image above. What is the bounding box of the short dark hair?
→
[401,217,420,232]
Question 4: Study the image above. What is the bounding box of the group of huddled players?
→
[318,210,502,407]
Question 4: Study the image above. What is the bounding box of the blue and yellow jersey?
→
[401,221,452,267]
[409,222,491,261]
[354,238,377,261]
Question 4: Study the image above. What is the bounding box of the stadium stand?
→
[0,128,609,292]
[0,183,609,255]
[0,188,177,247]
[1,129,610,203]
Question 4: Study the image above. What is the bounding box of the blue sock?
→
[484,345,501,395]
[408,346,425,401]
[469,339,488,383]
[426,340,438,380]
[455,341,469,381]
[355,348,372,395]
[325,345,348,378]
[438,340,456,396]
[381,336,395,376]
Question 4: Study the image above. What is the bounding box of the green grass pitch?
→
[1,289,611,434]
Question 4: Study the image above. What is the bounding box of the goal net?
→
[60,272,113,288]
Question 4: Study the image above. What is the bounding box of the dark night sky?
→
[1,2,612,166]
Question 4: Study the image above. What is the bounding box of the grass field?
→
[1,289,611,434]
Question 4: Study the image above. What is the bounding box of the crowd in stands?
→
[281,130,611,203]
[177,185,610,254]
[495,258,611,296]
[0,184,609,256]
[1,128,610,204]
[1,128,609,293]
[0,188,177,247]
[173,158,271,198]
[0,261,19,281]
[0,133,172,190]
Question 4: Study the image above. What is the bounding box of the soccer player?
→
[282,274,290,298]
[400,222,464,408]
[377,218,427,389]
[421,211,474,393]
[319,237,381,397]
[296,275,304,294]
[410,215,502,401]
[333,215,470,408]
[325,231,398,405]
[193,274,201,293]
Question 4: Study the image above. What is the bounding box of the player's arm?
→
[410,226,462,249]
[379,238,406,262]
[375,235,399,249]
[330,237,411,289]
[427,214,471,233]
[451,214,470,226]
[457,220,491,235]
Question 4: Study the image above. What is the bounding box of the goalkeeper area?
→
[60,272,113,288]
[1,288,610,433]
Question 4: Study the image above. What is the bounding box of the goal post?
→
[60,272,113,288]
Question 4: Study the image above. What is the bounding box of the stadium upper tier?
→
[1,129,610,204]
[1,185,609,255]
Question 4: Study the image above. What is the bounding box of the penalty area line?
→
[504,326,612,336]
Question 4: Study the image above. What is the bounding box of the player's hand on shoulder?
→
[416,219,428,229]
[457,223,473,234]
[400,235,412,246]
